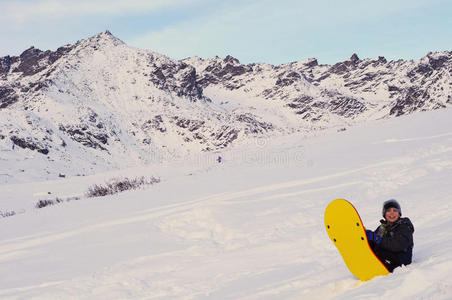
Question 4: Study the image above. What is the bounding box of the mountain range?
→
[1,31,451,182]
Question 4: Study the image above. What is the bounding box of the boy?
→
[366,199,414,272]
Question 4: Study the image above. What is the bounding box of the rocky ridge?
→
[184,50,451,122]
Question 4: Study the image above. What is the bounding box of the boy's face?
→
[385,207,400,223]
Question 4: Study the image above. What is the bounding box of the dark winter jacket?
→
[374,217,414,266]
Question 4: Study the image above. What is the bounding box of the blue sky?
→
[1,0,451,65]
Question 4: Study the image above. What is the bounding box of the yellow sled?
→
[324,199,389,281]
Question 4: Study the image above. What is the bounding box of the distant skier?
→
[366,199,414,272]
[217,156,222,163]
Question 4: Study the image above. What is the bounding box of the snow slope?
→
[0,107,452,299]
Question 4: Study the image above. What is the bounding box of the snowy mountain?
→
[1,31,451,183]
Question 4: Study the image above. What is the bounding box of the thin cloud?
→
[127,0,447,64]
[3,0,204,24]
[1,0,449,63]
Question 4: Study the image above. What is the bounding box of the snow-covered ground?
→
[1,107,451,299]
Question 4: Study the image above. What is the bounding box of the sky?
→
[1,0,451,65]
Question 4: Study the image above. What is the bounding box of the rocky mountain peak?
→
[0,54,16,78]
[74,30,125,53]
[223,55,240,65]
[376,56,387,64]
[0,44,74,88]
[424,51,451,70]
[92,30,121,41]
[303,58,318,68]
[349,53,360,62]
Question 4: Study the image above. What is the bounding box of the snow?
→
[1,107,452,299]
